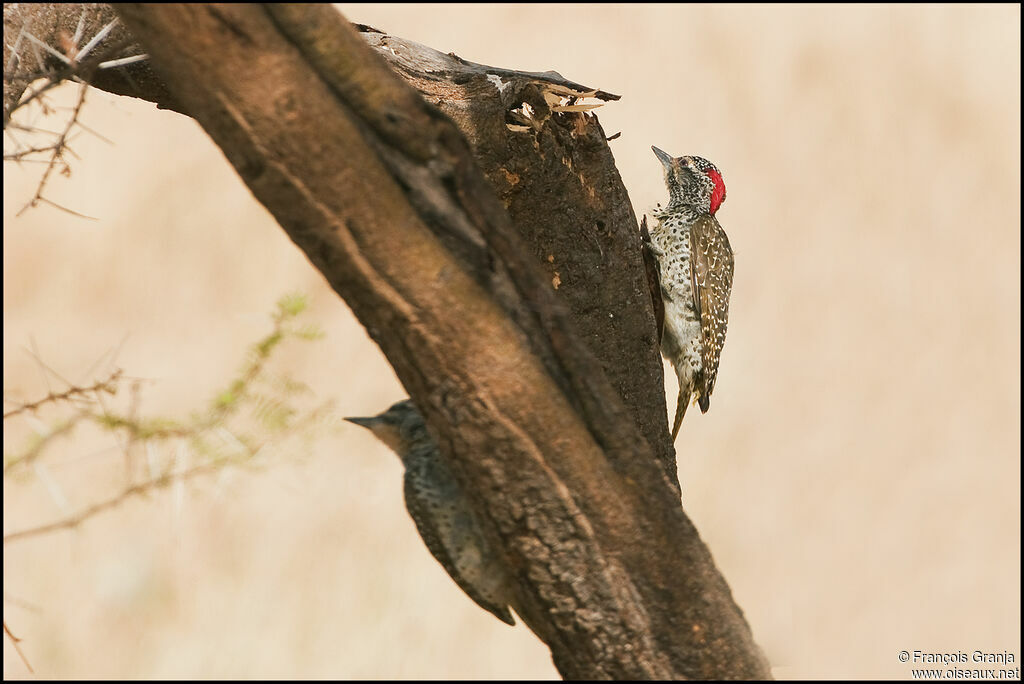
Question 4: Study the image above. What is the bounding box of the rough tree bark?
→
[3,3,771,679]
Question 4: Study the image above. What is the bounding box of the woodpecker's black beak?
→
[344,416,377,430]
[652,145,674,168]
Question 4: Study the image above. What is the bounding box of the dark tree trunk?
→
[3,3,771,679]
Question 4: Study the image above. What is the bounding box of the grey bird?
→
[346,399,516,625]
[647,146,735,439]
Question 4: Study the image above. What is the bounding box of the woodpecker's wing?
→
[689,214,735,409]
[403,475,516,626]
[639,215,665,343]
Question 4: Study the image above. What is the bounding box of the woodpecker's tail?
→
[671,389,690,440]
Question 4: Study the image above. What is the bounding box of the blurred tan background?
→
[3,3,1020,679]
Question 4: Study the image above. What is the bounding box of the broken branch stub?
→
[355,28,678,486]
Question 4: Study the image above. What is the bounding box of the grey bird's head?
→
[652,146,727,216]
[345,399,428,459]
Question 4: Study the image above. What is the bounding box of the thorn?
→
[23,32,73,66]
[5,27,26,74]
[72,6,89,48]
[76,17,119,62]
[98,53,148,70]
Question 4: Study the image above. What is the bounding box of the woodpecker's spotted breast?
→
[345,400,516,626]
[648,147,735,439]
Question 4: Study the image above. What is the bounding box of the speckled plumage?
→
[647,147,734,438]
[345,400,516,626]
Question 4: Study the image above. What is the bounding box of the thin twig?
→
[122,380,142,486]
[3,367,122,420]
[35,195,99,220]
[3,621,34,674]
[27,336,70,396]
[2,412,87,475]
[3,592,42,613]
[5,75,66,127]
[69,116,113,145]
[15,81,90,217]
[4,142,66,160]
[3,463,221,544]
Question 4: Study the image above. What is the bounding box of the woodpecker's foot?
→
[640,215,664,256]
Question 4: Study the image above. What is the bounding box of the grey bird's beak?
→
[652,145,674,169]
[344,416,377,430]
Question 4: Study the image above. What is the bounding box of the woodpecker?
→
[647,146,734,439]
[345,399,516,626]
